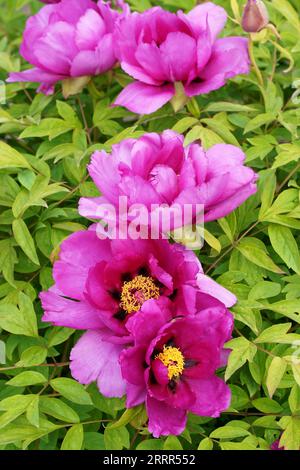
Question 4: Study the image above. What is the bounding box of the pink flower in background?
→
[120,297,233,437]
[79,130,257,227]
[40,227,235,398]
[114,2,250,114]
[8,0,125,95]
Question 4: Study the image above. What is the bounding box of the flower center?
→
[157,346,185,380]
[120,275,160,314]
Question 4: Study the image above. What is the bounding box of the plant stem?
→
[248,35,264,88]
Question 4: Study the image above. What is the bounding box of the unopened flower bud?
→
[242,0,269,33]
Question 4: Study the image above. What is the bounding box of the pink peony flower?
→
[40,227,236,397]
[79,131,258,228]
[113,2,250,114]
[8,0,126,95]
[120,296,233,436]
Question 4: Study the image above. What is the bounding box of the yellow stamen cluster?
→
[120,275,160,314]
[157,346,185,380]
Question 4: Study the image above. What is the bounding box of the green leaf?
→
[136,439,163,450]
[0,141,31,170]
[12,219,40,265]
[172,117,198,133]
[289,385,300,413]
[210,426,250,439]
[252,398,283,413]
[0,302,38,338]
[278,416,300,450]
[292,363,300,387]
[61,424,83,450]
[109,405,143,430]
[272,143,300,169]
[266,357,287,398]
[255,323,292,343]
[104,426,130,450]
[205,102,255,113]
[84,432,105,450]
[20,118,74,140]
[50,378,93,405]
[225,337,257,380]
[56,100,81,128]
[26,395,40,427]
[248,281,281,300]
[271,0,300,32]
[258,170,276,220]
[39,397,80,424]
[163,436,183,450]
[6,371,46,387]
[244,113,276,134]
[46,327,75,347]
[16,346,47,367]
[236,237,284,274]
[198,437,213,450]
[0,419,60,446]
[0,239,17,286]
[268,225,300,274]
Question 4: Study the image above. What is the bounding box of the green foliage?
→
[0,0,300,451]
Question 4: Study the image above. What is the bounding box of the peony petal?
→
[204,181,257,222]
[71,34,116,76]
[125,298,172,346]
[146,396,187,437]
[114,82,174,114]
[185,2,227,40]
[197,273,237,308]
[75,8,106,50]
[70,330,126,398]
[53,230,112,300]
[126,382,147,408]
[188,376,231,417]
[34,21,77,74]
[120,346,146,386]
[7,67,64,87]
[160,32,197,82]
[40,290,104,329]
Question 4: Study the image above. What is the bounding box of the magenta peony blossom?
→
[120,296,233,436]
[8,0,125,95]
[79,130,258,226]
[113,2,250,114]
[40,227,236,337]
[40,227,236,397]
